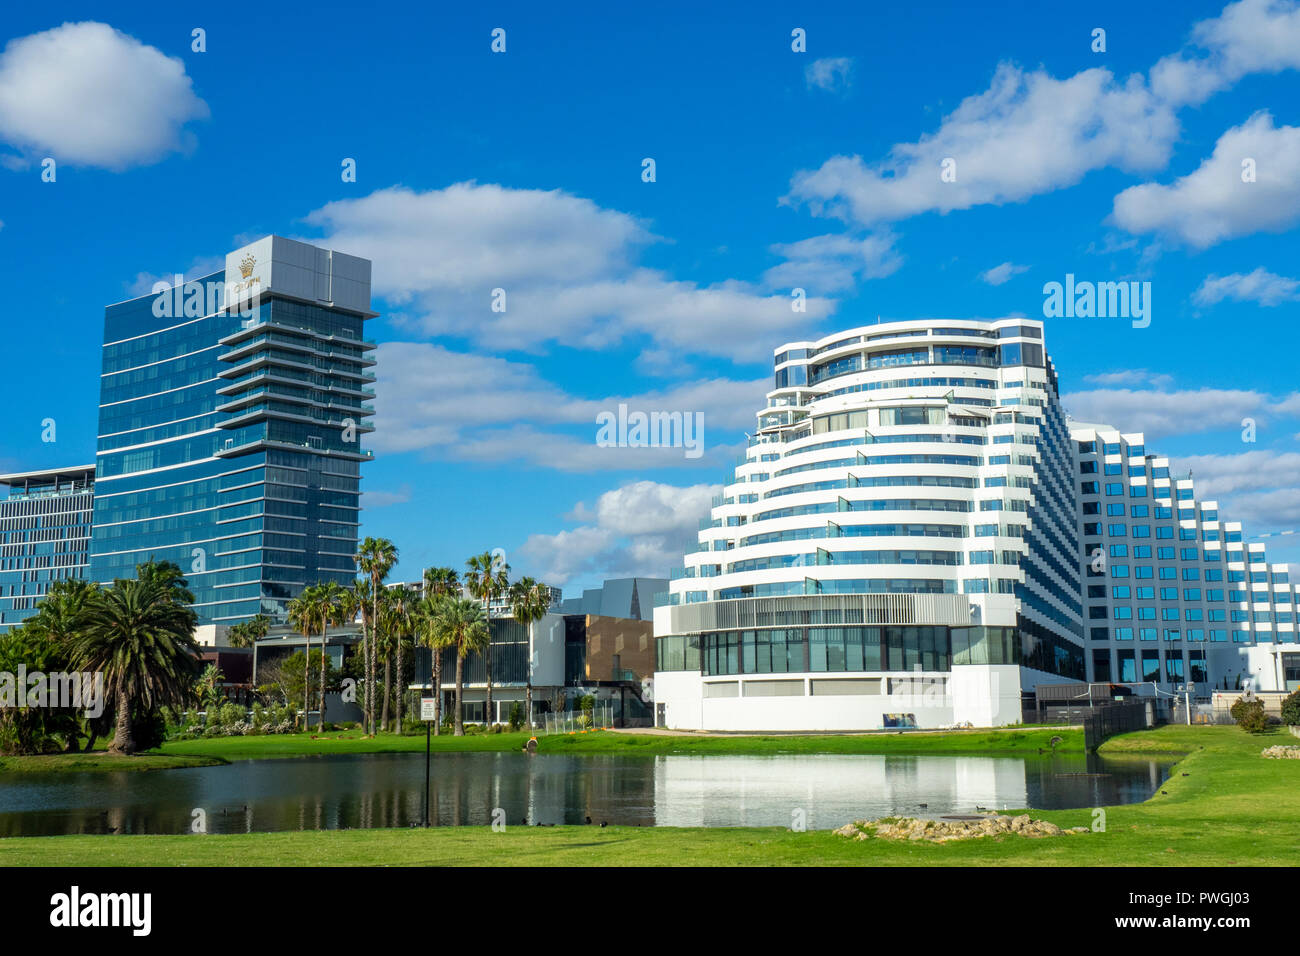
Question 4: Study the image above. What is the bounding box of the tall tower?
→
[0,465,96,633]
[653,317,1083,730]
[90,237,377,629]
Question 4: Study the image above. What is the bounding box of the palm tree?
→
[312,581,343,730]
[287,588,318,729]
[227,613,270,648]
[376,594,396,731]
[67,561,201,754]
[387,584,418,733]
[509,577,550,729]
[429,596,489,736]
[465,551,510,728]
[355,537,398,735]
[21,578,102,751]
[421,567,459,732]
[354,578,377,728]
[25,578,98,647]
[336,585,363,717]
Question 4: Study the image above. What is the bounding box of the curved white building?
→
[654,318,1085,730]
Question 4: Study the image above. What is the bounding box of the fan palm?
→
[376,594,397,731]
[287,588,318,728]
[509,576,551,730]
[355,537,398,735]
[312,581,343,729]
[228,613,270,648]
[420,567,459,732]
[336,584,363,715]
[465,551,510,727]
[66,562,200,754]
[429,596,489,736]
[386,584,418,732]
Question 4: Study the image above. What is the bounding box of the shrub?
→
[508,702,524,732]
[1232,697,1269,733]
[1280,690,1300,727]
[132,709,168,751]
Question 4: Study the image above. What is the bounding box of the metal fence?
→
[1080,701,1156,749]
[1170,701,1218,725]
[538,703,615,735]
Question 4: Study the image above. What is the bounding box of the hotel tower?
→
[89,237,377,632]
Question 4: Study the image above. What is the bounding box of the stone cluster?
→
[1261,745,1300,759]
[832,814,1089,843]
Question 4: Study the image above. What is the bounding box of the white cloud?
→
[125,255,227,297]
[1150,0,1300,106]
[785,62,1178,225]
[0,22,208,170]
[784,1,1300,228]
[763,232,902,293]
[1165,451,1300,532]
[361,485,412,508]
[369,341,764,470]
[518,480,718,585]
[979,261,1029,286]
[1081,369,1176,389]
[1112,112,1300,247]
[805,57,853,93]
[1063,387,1294,439]
[303,183,836,362]
[1193,267,1300,306]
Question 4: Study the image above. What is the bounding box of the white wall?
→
[655,670,963,730]
[949,664,1023,726]
[530,613,566,687]
[654,670,704,728]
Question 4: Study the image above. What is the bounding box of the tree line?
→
[0,536,555,755]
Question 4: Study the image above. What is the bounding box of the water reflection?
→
[0,751,1173,837]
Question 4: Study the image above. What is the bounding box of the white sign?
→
[420,698,436,721]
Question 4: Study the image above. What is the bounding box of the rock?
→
[1261,745,1300,760]
[832,813,1085,844]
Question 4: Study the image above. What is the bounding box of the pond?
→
[0,751,1175,837]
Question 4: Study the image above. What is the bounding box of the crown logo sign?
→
[239,254,256,279]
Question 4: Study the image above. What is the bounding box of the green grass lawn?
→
[0,752,225,773]
[147,725,1084,761]
[1,724,1295,866]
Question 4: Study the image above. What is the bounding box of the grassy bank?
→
[0,752,226,773]
[2,725,1296,865]
[147,726,1084,762]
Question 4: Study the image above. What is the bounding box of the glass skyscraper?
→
[90,236,376,627]
[0,465,96,633]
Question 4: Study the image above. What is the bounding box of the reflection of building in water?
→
[651,754,1029,828]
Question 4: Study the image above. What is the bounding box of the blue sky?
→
[2,0,1300,593]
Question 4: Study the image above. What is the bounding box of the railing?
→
[538,703,615,735]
